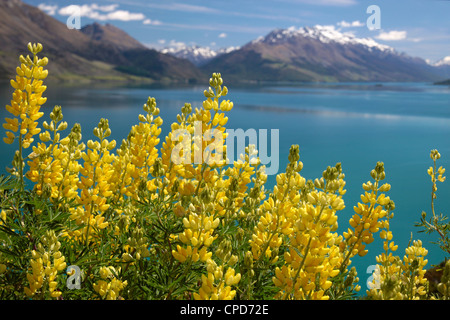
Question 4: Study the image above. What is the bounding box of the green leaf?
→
[0,175,20,191]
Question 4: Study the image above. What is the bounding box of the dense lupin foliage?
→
[0,44,448,300]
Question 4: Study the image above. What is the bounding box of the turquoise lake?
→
[1,80,449,292]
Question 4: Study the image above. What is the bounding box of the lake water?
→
[1,80,449,292]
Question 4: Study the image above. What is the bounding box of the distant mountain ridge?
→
[254,25,394,53]
[0,0,203,83]
[161,45,240,66]
[200,25,447,83]
[433,56,450,67]
[80,22,146,51]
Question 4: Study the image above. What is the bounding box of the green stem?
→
[85,139,103,248]
[284,202,327,300]
[18,132,24,192]
[284,236,312,300]
[431,158,437,219]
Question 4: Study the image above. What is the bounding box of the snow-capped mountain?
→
[202,25,443,82]
[434,56,450,67]
[161,45,239,66]
[432,56,450,81]
[254,25,394,53]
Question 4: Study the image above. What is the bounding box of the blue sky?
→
[24,0,450,62]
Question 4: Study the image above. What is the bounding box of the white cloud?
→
[318,0,356,4]
[376,30,407,41]
[218,33,227,38]
[38,3,58,15]
[139,2,218,14]
[285,0,356,6]
[143,19,162,25]
[104,10,145,21]
[337,20,364,28]
[167,40,187,50]
[58,3,145,22]
[90,4,119,12]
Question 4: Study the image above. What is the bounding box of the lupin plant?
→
[3,43,48,190]
[415,150,449,255]
[0,43,448,300]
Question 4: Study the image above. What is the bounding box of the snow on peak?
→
[162,45,216,58]
[161,45,239,66]
[257,25,394,53]
[434,56,450,67]
[217,46,240,54]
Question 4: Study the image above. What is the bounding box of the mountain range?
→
[0,0,202,83]
[161,45,240,66]
[198,26,449,82]
[433,56,450,68]
[0,0,449,84]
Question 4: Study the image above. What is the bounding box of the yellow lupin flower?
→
[172,208,219,263]
[367,238,429,300]
[271,161,345,300]
[112,97,162,200]
[3,42,48,187]
[93,266,127,300]
[193,259,241,300]
[249,146,305,263]
[24,231,66,299]
[70,119,116,243]
[340,162,391,271]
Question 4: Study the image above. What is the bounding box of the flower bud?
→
[57,121,68,131]
[39,131,51,142]
[38,57,48,67]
